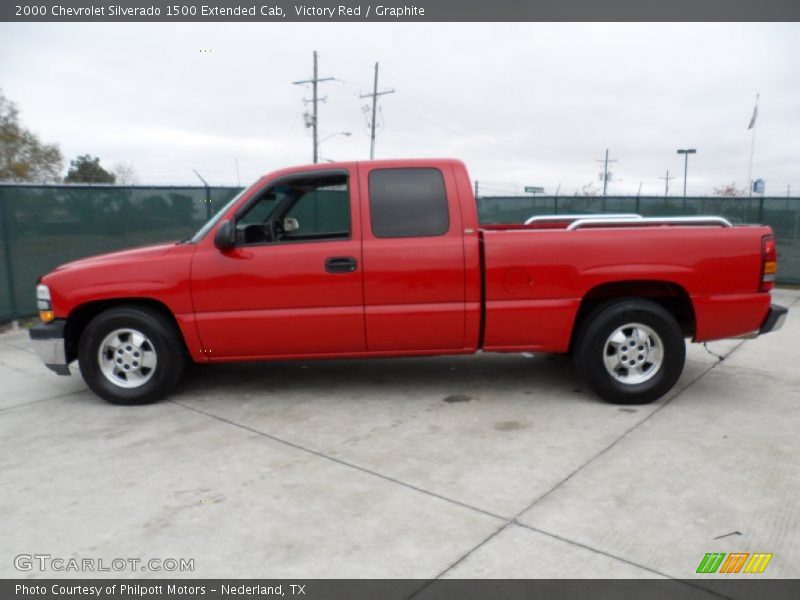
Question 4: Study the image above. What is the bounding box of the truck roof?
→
[261,158,466,179]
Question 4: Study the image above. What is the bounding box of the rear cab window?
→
[368,168,449,238]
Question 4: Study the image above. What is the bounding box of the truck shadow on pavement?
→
[172,352,594,406]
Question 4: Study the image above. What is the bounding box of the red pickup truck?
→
[30,159,787,406]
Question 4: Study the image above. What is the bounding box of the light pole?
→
[676,148,697,204]
[192,169,212,220]
[317,132,351,162]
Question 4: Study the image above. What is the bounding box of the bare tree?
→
[112,162,138,185]
[713,183,745,197]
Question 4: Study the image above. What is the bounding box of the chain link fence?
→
[478,195,800,288]
[1,185,798,321]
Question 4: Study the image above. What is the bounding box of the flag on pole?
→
[748,94,759,129]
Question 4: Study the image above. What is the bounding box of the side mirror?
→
[214,220,235,250]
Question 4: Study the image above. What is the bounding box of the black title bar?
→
[3,0,800,22]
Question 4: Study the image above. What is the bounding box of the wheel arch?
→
[64,297,187,364]
[570,280,695,352]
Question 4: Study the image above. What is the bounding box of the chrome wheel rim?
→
[97,328,157,389]
[602,323,663,385]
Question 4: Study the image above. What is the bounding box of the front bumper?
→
[29,320,71,375]
[759,304,788,335]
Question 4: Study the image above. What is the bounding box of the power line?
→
[359,62,395,160]
[318,53,375,70]
[387,103,546,161]
[384,73,545,158]
[331,66,590,168]
[293,50,336,164]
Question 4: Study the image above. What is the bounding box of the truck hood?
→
[51,242,177,272]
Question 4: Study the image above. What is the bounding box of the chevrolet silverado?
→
[29,159,788,405]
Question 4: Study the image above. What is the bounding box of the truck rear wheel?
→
[78,306,186,405]
[575,298,685,404]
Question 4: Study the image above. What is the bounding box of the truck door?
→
[190,168,366,358]
[358,163,466,351]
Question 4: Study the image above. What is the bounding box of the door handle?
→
[325,256,358,273]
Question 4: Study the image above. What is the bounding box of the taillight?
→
[760,235,776,292]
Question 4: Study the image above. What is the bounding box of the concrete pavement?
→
[1,289,798,590]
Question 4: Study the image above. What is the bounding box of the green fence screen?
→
[1,184,798,321]
[478,195,800,288]
[0,184,241,320]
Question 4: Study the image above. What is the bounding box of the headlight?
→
[36,284,54,322]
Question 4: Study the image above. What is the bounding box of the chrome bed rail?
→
[566,216,732,231]
[523,213,642,225]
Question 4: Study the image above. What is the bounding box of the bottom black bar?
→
[3,579,800,600]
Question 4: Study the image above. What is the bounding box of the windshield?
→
[185,188,248,244]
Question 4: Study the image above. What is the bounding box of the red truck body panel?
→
[190,164,366,359]
[41,158,775,364]
[357,160,472,352]
[481,227,770,351]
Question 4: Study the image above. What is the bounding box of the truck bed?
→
[479,220,773,352]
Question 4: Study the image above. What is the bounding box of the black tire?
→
[77,306,186,405]
[574,298,686,404]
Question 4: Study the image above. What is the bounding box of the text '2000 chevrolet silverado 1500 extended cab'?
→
[30,158,788,405]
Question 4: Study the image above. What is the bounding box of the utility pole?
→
[360,62,395,159]
[293,51,335,163]
[474,180,479,199]
[746,93,759,197]
[192,169,212,220]
[596,149,617,196]
[658,170,675,196]
[677,148,697,205]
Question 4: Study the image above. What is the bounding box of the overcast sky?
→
[1,22,798,196]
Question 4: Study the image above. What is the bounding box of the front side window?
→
[368,168,449,238]
[283,183,349,239]
[236,173,350,245]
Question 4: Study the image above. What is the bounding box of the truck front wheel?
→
[575,298,685,404]
[77,306,186,405]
